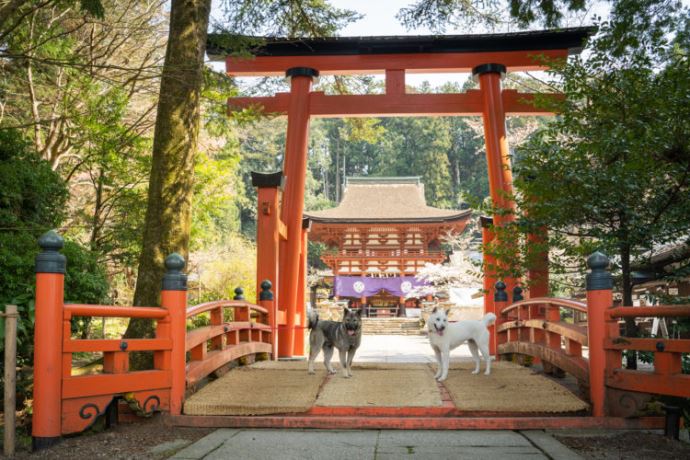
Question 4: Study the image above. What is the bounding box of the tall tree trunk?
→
[126,0,211,342]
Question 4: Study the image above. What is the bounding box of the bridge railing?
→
[604,305,690,398]
[31,231,274,449]
[185,292,273,389]
[492,251,690,417]
[495,293,589,381]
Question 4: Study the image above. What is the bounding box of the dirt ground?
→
[8,416,214,459]
[555,430,690,459]
[5,416,690,459]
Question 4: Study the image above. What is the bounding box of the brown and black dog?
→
[307,308,362,378]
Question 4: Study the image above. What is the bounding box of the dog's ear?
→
[432,306,437,313]
[355,308,362,317]
[344,307,350,315]
[445,308,451,317]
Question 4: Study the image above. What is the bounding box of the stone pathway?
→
[169,429,583,459]
[169,335,585,459]
[314,333,475,363]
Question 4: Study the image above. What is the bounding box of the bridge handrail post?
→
[161,253,187,416]
[481,216,497,355]
[494,281,508,353]
[32,231,66,450]
[586,251,613,417]
[259,280,277,359]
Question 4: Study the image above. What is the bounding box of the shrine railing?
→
[604,305,690,398]
[492,251,690,417]
[185,296,273,389]
[31,231,274,449]
[496,295,589,381]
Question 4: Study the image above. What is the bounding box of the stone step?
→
[361,318,423,335]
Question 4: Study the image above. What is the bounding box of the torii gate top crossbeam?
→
[207,27,595,76]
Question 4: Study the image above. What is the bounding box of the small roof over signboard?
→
[305,176,471,224]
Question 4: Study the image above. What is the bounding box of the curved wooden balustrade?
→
[185,300,273,388]
[44,297,274,437]
[58,304,174,436]
[497,297,589,382]
[604,305,690,399]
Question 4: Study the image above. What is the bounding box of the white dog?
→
[427,307,497,381]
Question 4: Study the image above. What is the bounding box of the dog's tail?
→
[481,312,497,327]
[307,309,319,330]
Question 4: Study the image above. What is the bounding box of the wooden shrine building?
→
[305,177,471,315]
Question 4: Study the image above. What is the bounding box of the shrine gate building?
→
[305,177,471,315]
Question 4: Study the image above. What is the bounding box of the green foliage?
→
[395,0,587,31]
[190,235,258,304]
[0,130,108,401]
[511,2,690,299]
[0,132,68,346]
[216,0,362,37]
[0,129,67,230]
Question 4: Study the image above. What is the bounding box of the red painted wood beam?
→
[604,337,690,353]
[62,370,172,399]
[226,50,569,76]
[167,414,664,431]
[607,370,690,398]
[228,90,558,118]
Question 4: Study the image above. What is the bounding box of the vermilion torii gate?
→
[209,28,594,357]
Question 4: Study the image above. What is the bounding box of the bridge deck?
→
[183,361,588,416]
[173,360,664,430]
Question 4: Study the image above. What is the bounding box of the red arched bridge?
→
[31,232,690,449]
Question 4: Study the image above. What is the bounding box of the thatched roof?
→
[305,177,470,224]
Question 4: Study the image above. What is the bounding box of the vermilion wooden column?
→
[252,171,282,352]
[480,216,497,356]
[474,64,517,294]
[586,252,613,417]
[293,219,310,356]
[278,67,317,357]
[161,253,187,416]
[32,231,66,450]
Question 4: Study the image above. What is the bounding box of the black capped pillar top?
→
[233,287,245,300]
[586,251,612,291]
[494,280,508,302]
[251,171,284,188]
[36,230,66,274]
[286,67,319,78]
[302,217,312,231]
[512,285,524,302]
[162,253,187,291]
[479,216,494,228]
[259,279,274,301]
[472,63,507,78]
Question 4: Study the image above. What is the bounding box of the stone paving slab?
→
[376,429,533,447]
[170,429,240,459]
[522,430,584,460]
[375,445,546,460]
[168,429,574,459]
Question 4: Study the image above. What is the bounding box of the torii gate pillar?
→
[278,67,317,357]
[474,64,518,297]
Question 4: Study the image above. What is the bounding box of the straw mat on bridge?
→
[316,365,442,407]
[183,365,326,415]
[443,361,589,413]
